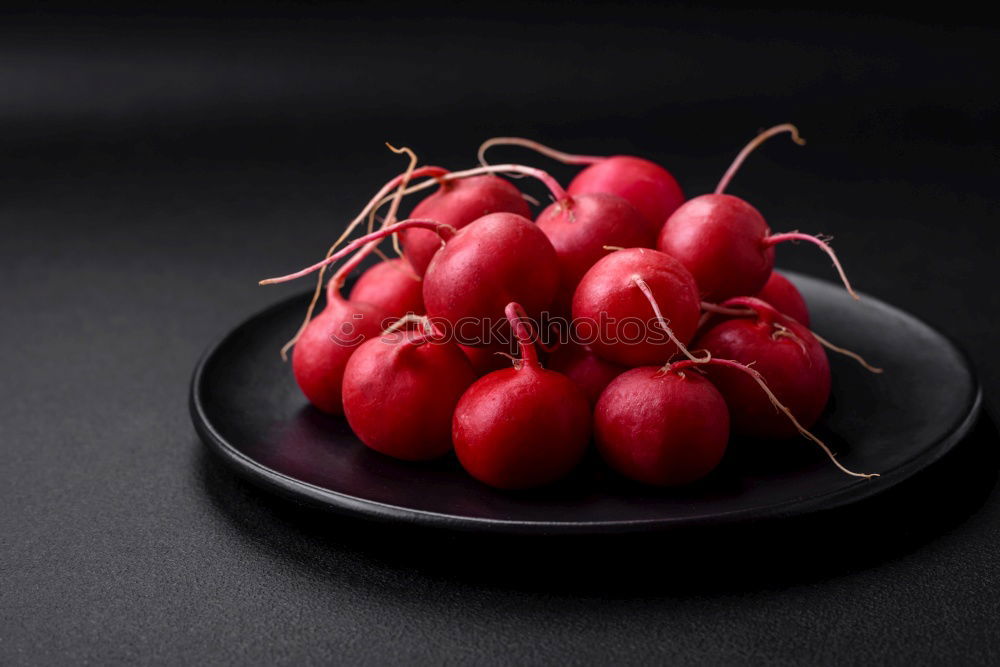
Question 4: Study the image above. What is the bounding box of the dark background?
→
[2,3,999,664]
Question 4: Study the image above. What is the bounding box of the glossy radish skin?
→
[292,293,388,415]
[755,271,810,326]
[423,212,559,340]
[658,194,774,301]
[694,298,830,438]
[547,343,627,407]
[401,175,531,275]
[595,367,729,486]
[342,330,476,460]
[536,192,655,297]
[568,156,684,234]
[452,303,591,490]
[350,258,424,319]
[571,248,700,366]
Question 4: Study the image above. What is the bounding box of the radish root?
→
[765,232,859,300]
[478,137,604,169]
[260,219,455,285]
[715,296,882,373]
[632,276,709,364]
[671,357,877,479]
[277,158,447,359]
[811,331,884,373]
[715,123,805,195]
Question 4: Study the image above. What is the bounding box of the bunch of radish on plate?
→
[261,125,881,490]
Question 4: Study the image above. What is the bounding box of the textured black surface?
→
[190,275,981,533]
[3,4,1000,664]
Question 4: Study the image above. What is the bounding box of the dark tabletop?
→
[2,3,999,664]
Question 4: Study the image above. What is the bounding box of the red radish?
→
[422,212,559,338]
[571,248,701,366]
[478,137,684,233]
[262,214,559,345]
[536,192,655,298]
[547,342,627,407]
[657,124,858,301]
[568,157,684,235]
[755,271,810,326]
[401,174,531,275]
[350,257,424,319]
[595,366,729,486]
[291,277,389,415]
[694,297,830,438]
[342,320,476,461]
[452,303,591,489]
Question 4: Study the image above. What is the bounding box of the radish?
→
[657,124,858,301]
[401,174,531,275]
[755,270,810,326]
[349,257,424,319]
[547,342,627,407]
[291,269,389,415]
[262,214,559,345]
[571,247,701,366]
[342,318,476,461]
[694,296,831,438]
[594,366,729,486]
[479,137,684,233]
[536,191,655,301]
[452,303,591,489]
[422,211,558,337]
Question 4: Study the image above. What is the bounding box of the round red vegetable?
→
[571,248,701,366]
[292,285,388,415]
[755,270,810,326]
[694,297,830,438]
[567,156,685,234]
[401,174,531,275]
[658,124,856,302]
[452,303,591,489]
[342,323,476,460]
[595,366,729,486]
[350,257,424,320]
[547,342,627,407]
[536,192,655,298]
[423,212,559,339]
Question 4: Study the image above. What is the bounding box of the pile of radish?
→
[261,125,881,489]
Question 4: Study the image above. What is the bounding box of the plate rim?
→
[190,274,984,535]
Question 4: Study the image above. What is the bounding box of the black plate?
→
[190,273,982,534]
